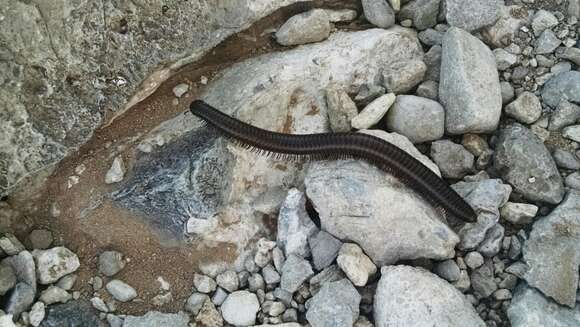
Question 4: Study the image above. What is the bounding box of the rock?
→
[461,134,489,157]
[323,9,358,23]
[385,95,444,143]
[355,84,386,107]
[280,254,313,293]
[308,230,342,271]
[541,71,580,108]
[123,311,189,327]
[221,291,260,326]
[336,243,376,287]
[98,251,125,277]
[306,129,458,265]
[277,189,318,258]
[464,252,484,269]
[557,47,580,66]
[272,247,285,272]
[477,224,504,257]
[185,292,209,315]
[548,101,580,131]
[382,60,426,94]
[34,247,80,285]
[424,45,441,82]
[508,284,580,327]
[500,202,538,225]
[415,80,439,100]
[39,286,72,305]
[0,234,25,255]
[522,191,580,308]
[172,83,189,98]
[535,30,561,55]
[90,296,108,312]
[105,156,126,184]
[263,265,281,285]
[563,125,580,143]
[505,92,542,124]
[362,0,396,28]
[114,28,425,243]
[248,273,265,292]
[216,270,238,293]
[3,251,36,318]
[433,259,461,282]
[309,265,346,295]
[374,266,484,326]
[445,0,501,32]
[275,9,331,46]
[565,172,580,190]
[493,124,564,204]
[29,302,45,327]
[471,260,497,298]
[440,27,501,134]
[493,48,517,71]
[418,29,443,46]
[531,10,558,36]
[430,140,474,179]
[193,273,216,294]
[553,149,580,170]
[194,300,223,327]
[452,270,471,293]
[482,5,530,48]
[0,315,16,327]
[39,300,99,327]
[351,94,395,130]
[6,283,35,320]
[501,81,515,104]
[107,315,123,327]
[399,0,441,30]
[306,279,361,327]
[325,88,358,132]
[0,263,16,296]
[105,280,137,302]
[255,238,276,268]
[493,288,512,301]
[28,229,53,250]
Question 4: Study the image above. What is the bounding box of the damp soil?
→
[6,1,361,315]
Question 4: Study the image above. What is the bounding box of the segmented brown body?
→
[189,100,477,222]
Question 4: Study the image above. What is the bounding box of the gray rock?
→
[500,202,538,225]
[477,224,504,257]
[362,0,396,28]
[0,263,16,296]
[98,251,125,277]
[216,270,239,292]
[415,80,439,100]
[306,130,458,266]
[563,125,580,143]
[571,0,580,18]
[221,291,260,326]
[445,0,502,32]
[336,243,377,287]
[28,229,53,250]
[522,191,580,308]
[355,84,386,107]
[505,92,542,124]
[272,247,285,272]
[481,5,530,48]
[453,179,511,215]
[565,172,580,190]
[0,234,25,255]
[553,148,580,170]
[193,273,216,294]
[430,140,474,179]
[531,10,558,36]
[399,0,441,30]
[123,311,189,327]
[493,48,517,71]
[535,30,561,55]
[493,288,512,301]
[352,93,396,130]
[90,296,108,312]
[248,273,265,292]
[34,247,80,285]
[424,45,442,82]
[275,9,331,46]
[194,299,223,327]
[308,230,342,271]
[471,260,497,298]
[6,282,35,320]
[39,300,99,327]
[325,88,358,132]
[434,259,461,282]
[464,252,484,269]
[39,286,72,305]
[3,251,36,318]
[501,81,515,104]
[263,265,281,285]
[541,71,580,108]
[105,280,137,302]
[548,100,580,131]
[306,279,361,327]
[374,266,484,326]
[493,124,564,204]
[385,95,444,143]
[277,188,318,258]
[185,292,209,315]
[556,47,580,66]
[508,284,580,327]
[107,315,124,327]
[309,265,346,295]
[382,60,426,94]
[418,29,443,46]
[440,27,501,134]
[323,9,358,23]
[280,254,313,293]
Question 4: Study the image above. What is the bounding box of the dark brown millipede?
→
[189,100,477,222]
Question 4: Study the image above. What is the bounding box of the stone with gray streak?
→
[385,95,444,143]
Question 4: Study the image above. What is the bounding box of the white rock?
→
[172,83,189,98]
[277,188,318,258]
[105,280,137,302]
[0,234,25,255]
[105,156,126,184]
[216,270,239,292]
[351,93,395,129]
[0,315,16,327]
[91,296,109,312]
[34,247,80,284]
[500,202,538,225]
[337,243,377,287]
[28,302,45,327]
[275,9,331,46]
[193,273,216,294]
[221,291,260,326]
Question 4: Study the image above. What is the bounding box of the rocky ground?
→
[1,0,580,326]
